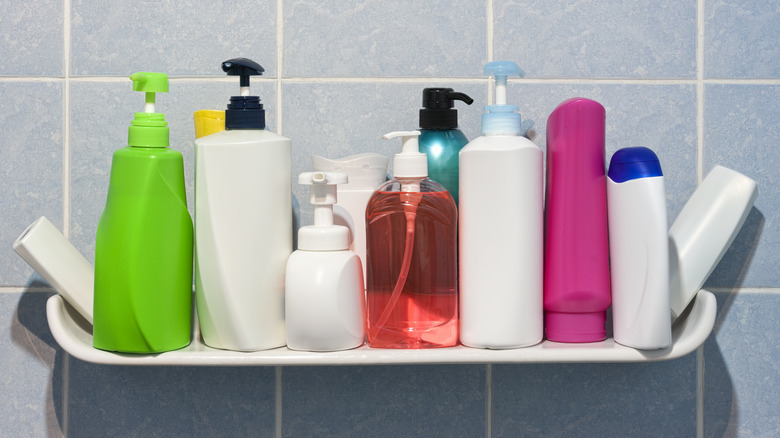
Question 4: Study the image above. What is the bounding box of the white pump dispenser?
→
[285,171,366,351]
[458,61,544,349]
[385,130,427,186]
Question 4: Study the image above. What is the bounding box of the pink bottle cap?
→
[545,311,606,343]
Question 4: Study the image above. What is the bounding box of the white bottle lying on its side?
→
[607,147,671,350]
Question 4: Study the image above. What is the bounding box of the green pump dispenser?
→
[92,72,194,353]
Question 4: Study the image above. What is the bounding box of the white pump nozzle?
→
[482,61,525,135]
[384,130,427,179]
[298,171,351,251]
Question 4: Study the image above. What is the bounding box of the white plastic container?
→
[607,147,671,349]
[458,61,543,349]
[194,58,291,351]
[311,153,388,286]
[13,216,94,324]
[285,171,366,351]
[669,165,758,319]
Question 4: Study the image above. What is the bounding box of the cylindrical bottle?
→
[459,61,543,348]
[194,58,291,351]
[544,97,611,343]
[417,88,473,205]
[366,131,458,349]
[311,153,388,286]
[93,72,193,353]
[285,172,366,351]
[607,147,671,349]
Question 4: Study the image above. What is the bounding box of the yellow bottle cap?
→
[194,110,226,139]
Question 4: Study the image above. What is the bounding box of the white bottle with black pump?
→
[285,171,366,351]
[194,58,291,351]
[458,61,544,349]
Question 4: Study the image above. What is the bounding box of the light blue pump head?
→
[482,61,526,135]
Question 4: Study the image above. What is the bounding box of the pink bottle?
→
[544,98,611,343]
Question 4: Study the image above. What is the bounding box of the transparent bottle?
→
[365,131,458,348]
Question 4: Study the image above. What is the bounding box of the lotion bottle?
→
[194,58,291,351]
[607,147,671,349]
[311,153,388,286]
[285,171,366,351]
[417,88,473,205]
[458,61,543,349]
[93,72,193,353]
[544,98,611,343]
[365,131,458,349]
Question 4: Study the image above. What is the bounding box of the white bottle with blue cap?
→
[458,61,544,349]
[607,147,671,350]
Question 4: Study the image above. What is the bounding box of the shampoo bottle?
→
[365,131,458,348]
[544,98,611,343]
[285,171,366,351]
[418,88,473,205]
[459,61,543,349]
[93,72,193,353]
[607,147,671,349]
[311,153,389,285]
[194,58,291,351]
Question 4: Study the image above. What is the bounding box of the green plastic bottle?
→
[92,72,193,353]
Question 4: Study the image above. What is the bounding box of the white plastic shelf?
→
[46,290,716,366]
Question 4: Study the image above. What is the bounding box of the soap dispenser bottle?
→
[544,98,611,343]
[365,131,458,349]
[311,153,389,286]
[194,58,291,351]
[418,88,473,205]
[458,61,543,349]
[285,171,366,351]
[93,72,193,353]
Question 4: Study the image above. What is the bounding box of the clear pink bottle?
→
[365,131,458,348]
[544,98,611,342]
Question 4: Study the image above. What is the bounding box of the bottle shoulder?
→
[375,177,451,194]
[114,146,183,160]
[195,129,291,147]
[461,134,540,153]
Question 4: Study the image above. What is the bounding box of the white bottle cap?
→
[311,153,389,190]
[384,130,427,178]
[298,171,351,251]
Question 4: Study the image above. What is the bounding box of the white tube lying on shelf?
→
[13,216,94,324]
[669,166,758,320]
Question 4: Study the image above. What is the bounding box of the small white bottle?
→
[285,171,366,351]
[458,61,543,349]
[311,153,388,286]
[607,147,671,349]
[194,58,291,351]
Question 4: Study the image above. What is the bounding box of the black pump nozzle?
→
[221,58,266,130]
[420,88,474,130]
[222,57,265,87]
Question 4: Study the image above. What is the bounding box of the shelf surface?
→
[46,290,716,366]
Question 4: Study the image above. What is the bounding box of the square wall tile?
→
[0,2,63,76]
[69,79,277,262]
[283,0,486,77]
[704,292,780,437]
[282,81,485,226]
[0,81,63,287]
[494,0,696,78]
[0,292,64,436]
[703,84,780,287]
[705,1,780,78]
[282,365,486,437]
[510,83,698,225]
[493,358,697,437]
[71,1,277,76]
[67,360,276,437]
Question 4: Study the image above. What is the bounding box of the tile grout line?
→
[695,2,705,437]
[61,1,72,435]
[275,366,283,438]
[486,364,493,438]
[276,0,284,135]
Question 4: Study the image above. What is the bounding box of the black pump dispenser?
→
[222,58,266,130]
[419,88,474,130]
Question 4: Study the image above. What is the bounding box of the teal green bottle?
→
[417,88,473,205]
[93,72,193,353]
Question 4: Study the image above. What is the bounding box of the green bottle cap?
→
[128,72,169,148]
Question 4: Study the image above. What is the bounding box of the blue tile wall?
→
[1,1,778,437]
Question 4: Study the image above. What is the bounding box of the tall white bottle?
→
[285,171,366,351]
[194,58,291,351]
[458,61,544,349]
[311,153,388,286]
[607,147,671,349]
